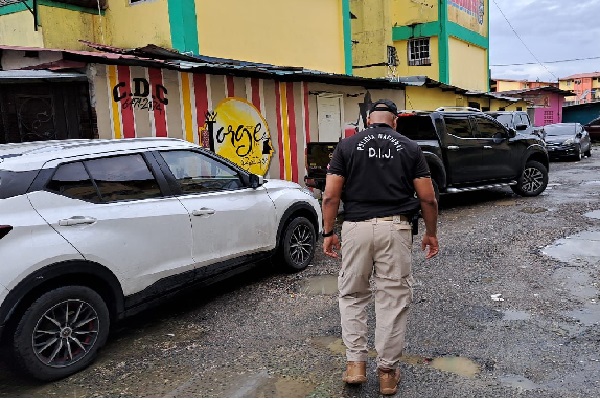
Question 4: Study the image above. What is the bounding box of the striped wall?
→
[92,64,405,182]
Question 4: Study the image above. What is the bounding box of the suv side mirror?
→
[249,173,264,189]
[507,128,517,138]
[515,124,528,131]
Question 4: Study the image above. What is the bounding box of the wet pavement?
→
[1,144,599,397]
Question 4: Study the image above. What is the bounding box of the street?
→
[1,145,599,397]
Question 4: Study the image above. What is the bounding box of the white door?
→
[28,153,195,296]
[317,95,343,142]
[158,150,277,269]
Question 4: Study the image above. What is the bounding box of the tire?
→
[574,145,582,161]
[278,216,316,272]
[511,160,548,197]
[12,286,110,381]
[584,145,592,158]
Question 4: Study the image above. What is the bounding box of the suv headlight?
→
[563,138,575,145]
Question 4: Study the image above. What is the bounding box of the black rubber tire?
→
[584,146,592,158]
[511,160,548,197]
[574,145,582,161]
[12,286,110,381]
[279,216,316,272]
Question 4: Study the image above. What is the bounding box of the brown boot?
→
[342,361,367,384]
[378,367,401,395]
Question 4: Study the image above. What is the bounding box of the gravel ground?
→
[1,145,599,397]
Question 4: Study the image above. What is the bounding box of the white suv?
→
[0,138,321,381]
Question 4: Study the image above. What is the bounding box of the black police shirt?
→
[327,123,431,222]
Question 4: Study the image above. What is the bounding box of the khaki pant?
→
[338,216,414,370]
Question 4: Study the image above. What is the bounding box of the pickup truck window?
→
[443,117,474,139]
[396,115,438,140]
[495,114,513,127]
[474,117,506,139]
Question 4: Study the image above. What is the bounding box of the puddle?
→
[499,374,538,391]
[581,180,600,186]
[520,206,548,214]
[494,200,517,206]
[221,371,315,398]
[311,337,480,378]
[310,336,376,357]
[502,310,530,321]
[584,210,600,219]
[299,275,338,295]
[428,357,480,377]
[543,230,600,267]
[566,305,600,326]
[553,268,598,300]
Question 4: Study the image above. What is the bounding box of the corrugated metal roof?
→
[560,72,600,80]
[496,86,575,97]
[0,69,87,82]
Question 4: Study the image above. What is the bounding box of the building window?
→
[544,111,554,125]
[516,107,523,111]
[408,38,431,66]
[129,0,149,4]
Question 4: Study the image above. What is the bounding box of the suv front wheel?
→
[12,286,110,381]
[278,216,316,272]
[511,160,548,197]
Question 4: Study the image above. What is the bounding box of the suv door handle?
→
[59,216,97,226]
[483,145,493,149]
[447,146,459,150]
[192,208,215,216]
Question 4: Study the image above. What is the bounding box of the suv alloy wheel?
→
[12,286,110,381]
[511,160,548,197]
[279,216,316,272]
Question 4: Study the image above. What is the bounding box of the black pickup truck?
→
[305,107,549,199]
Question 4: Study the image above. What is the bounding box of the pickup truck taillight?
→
[0,225,13,240]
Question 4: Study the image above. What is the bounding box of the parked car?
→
[0,138,321,381]
[583,116,600,141]
[485,110,538,137]
[542,123,592,161]
[305,107,550,199]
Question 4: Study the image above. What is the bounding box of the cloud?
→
[489,0,600,81]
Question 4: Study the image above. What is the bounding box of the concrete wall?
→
[89,63,401,183]
[350,0,391,78]
[393,36,440,81]
[391,0,438,25]
[196,0,346,74]
[448,37,487,92]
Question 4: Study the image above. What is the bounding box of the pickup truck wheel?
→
[278,216,316,272]
[511,160,548,197]
[12,286,110,381]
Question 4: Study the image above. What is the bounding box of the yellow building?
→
[0,0,352,75]
[398,76,527,112]
[351,0,490,92]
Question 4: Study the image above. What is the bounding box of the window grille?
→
[408,38,431,66]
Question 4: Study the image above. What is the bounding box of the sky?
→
[489,0,600,82]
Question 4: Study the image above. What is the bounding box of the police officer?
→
[321,99,439,395]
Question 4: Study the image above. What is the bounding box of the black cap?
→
[369,99,398,115]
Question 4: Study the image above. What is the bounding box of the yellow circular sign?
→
[212,97,274,176]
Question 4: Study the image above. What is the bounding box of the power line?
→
[491,0,559,80]
[491,56,600,67]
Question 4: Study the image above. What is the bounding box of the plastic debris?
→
[491,293,505,302]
